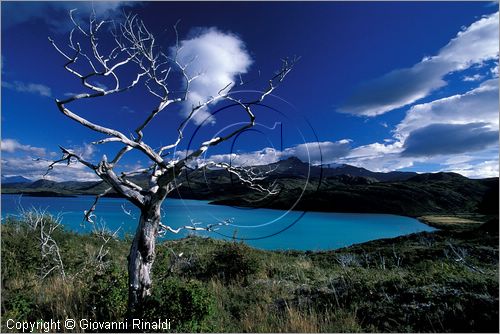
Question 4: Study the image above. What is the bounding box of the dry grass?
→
[240,303,362,332]
[419,215,484,231]
[32,276,87,321]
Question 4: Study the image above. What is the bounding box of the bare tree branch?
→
[173,57,297,172]
[204,162,279,195]
[84,187,113,224]
[49,10,295,312]
[446,242,484,273]
[158,218,231,235]
[20,207,66,280]
[45,146,96,177]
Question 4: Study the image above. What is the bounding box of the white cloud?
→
[339,12,499,116]
[283,140,352,165]
[332,12,499,177]
[1,140,101,182]
[401,122,498,157]
[395,79,499,141]
[335,78,499,176]
[491,63,499,76]
[73,143,95,160]
[208,147,282,167]
[1,139,46,156]
[339,59,448,116]
[444,155,474,165]
[343,141,402,159]
[443,160,499,179]
[337,141,499,178]
[205,139,352,167]
[438,12,499,67]
[463,74,484,82]
[201,119,497,177]
[173,28,252,125]
[337,141,419,172]
[2,81,52,97]
[1,156,99,182]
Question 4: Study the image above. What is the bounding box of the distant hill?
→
[211,174,499,217]
[2,157,415,196]
[322,163,417,182]
[1,175,32,184]
[406,172,467,182]
[1,157,498,216]
[263,157,417,181]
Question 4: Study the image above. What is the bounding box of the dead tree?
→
[48,10,295,312]
[20,207,66,280]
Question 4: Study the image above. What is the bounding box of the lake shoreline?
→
[3,190,495,223]
[2,194,434,251]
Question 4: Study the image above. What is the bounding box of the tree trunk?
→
[127,202,161,314]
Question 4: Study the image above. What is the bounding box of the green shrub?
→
[85,265,128,321]
[2,289,36,321]
[1,220,42,277]
[138,277,215,332]
[206,242,260,284]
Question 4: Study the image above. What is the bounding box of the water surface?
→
[1,194,434,250]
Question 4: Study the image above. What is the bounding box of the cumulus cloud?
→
[337,141,419,172]
[2,81,52,97]
[491,63,499,76]
[1,138,46,156]
[395,78,499,141]
[335,77,499,176]
[438,12,499,66]
[208,147,282,167]
[205,140,352,167]
[339,12,499,116]
[1,140,100,182]
[442,160,499,179]
[283,140,352,165]
[1,156,99,182]
[333,12,499,177]
[173,28,252,125]
[72,143,95,160]
[336,139,499,178]
[402,123,498,157]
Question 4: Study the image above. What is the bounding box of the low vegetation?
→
[1,213,498,332]
[418,215,485,231]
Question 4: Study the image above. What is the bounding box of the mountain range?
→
[2,157,498,216]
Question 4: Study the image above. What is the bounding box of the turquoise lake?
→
[1,194,434,251]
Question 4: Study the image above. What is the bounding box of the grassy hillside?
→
[1,214,498,332]
[212,174,499,217]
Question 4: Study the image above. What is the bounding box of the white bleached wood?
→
[48,11,295,313]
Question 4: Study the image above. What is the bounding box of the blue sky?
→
[1,1,498,181]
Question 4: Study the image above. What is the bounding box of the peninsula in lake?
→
[3,157,498,218]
